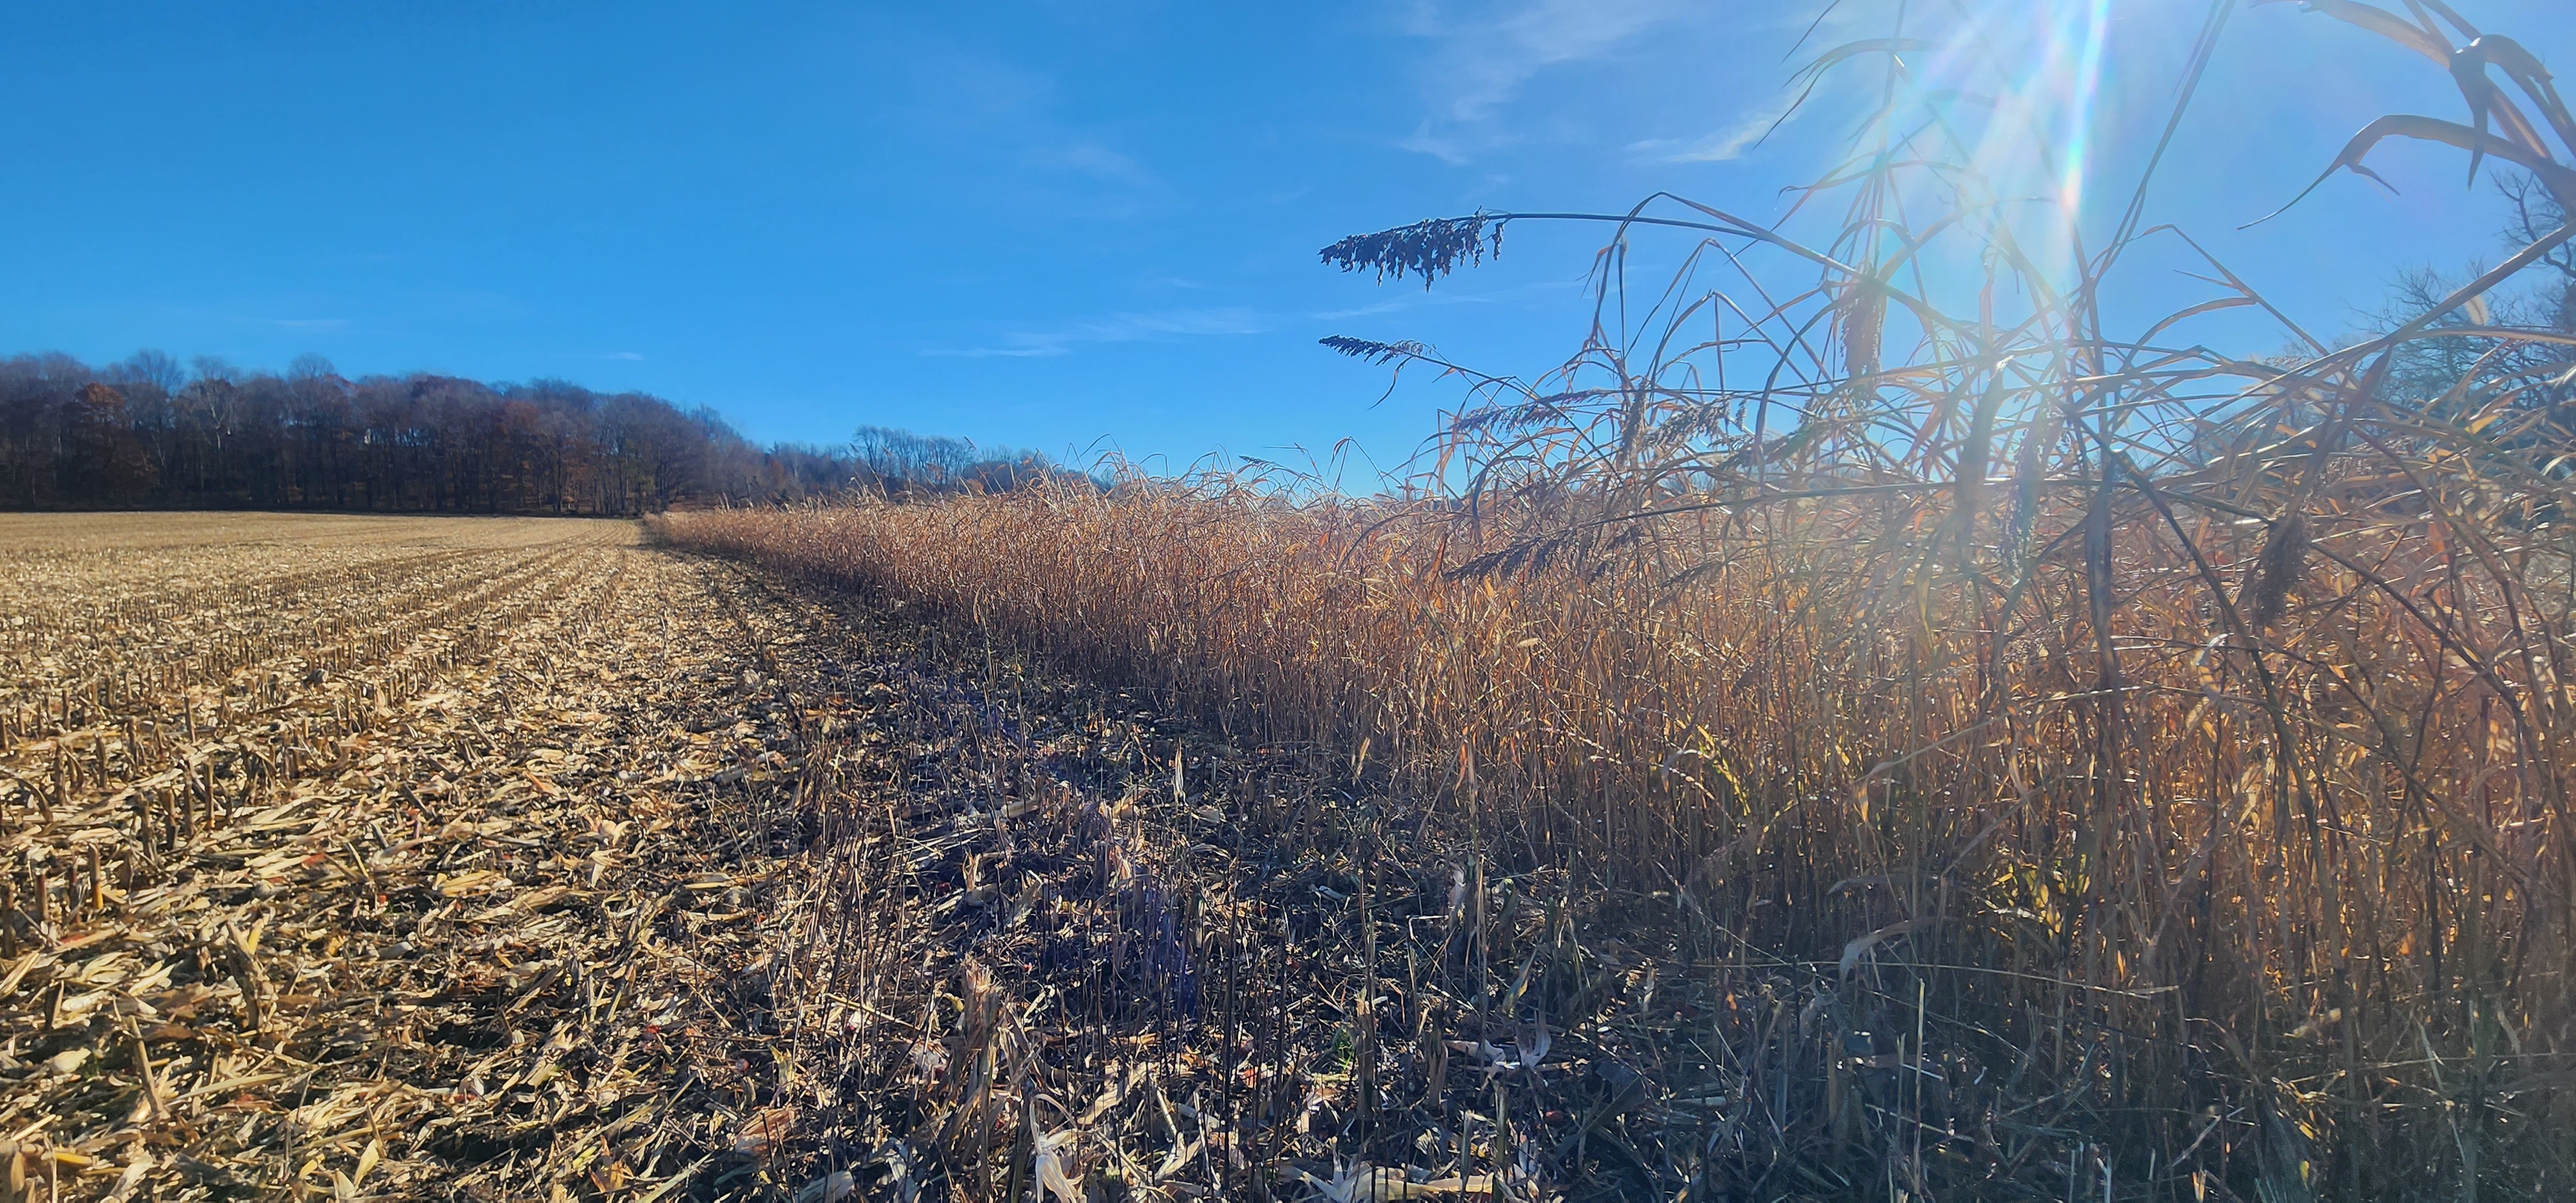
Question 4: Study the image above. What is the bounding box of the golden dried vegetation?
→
[649,3,2576,1199]
[11,5,2576,1202]
[0,515,940,1201]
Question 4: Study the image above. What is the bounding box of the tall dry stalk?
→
[661,3,2576,1197]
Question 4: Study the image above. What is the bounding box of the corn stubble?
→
[661,4,2576,1200]
[0,515,950,1202]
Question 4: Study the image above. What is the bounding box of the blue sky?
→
[5,1,2571,477]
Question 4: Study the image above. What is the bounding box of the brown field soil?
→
[0,514,907,1200]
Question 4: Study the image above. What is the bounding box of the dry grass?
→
[9,5,2573,1201]
[650,5,2576,1198]
[650,455,2568,1198]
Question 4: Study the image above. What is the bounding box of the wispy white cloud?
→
[1396,0,1859,167]
[1394,120,1474,167]
[1312,293,1497,321]
[903,47,1158,198]
[922,307,1267,359]
[1420,0,1692,122]
[1039,140,1153,185]
[1627,87,1805,164]
[1311,276,1585,323]
[1399,0,1696,162]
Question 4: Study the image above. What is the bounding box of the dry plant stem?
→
[655,372,2576,1199]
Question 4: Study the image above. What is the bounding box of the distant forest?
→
[0,350,1061,514]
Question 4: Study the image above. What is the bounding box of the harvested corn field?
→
[3,513,1544,1203]
[2,514,845,1199]
[0,514,975,1200]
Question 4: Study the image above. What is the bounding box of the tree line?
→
[0,350,1063,513]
